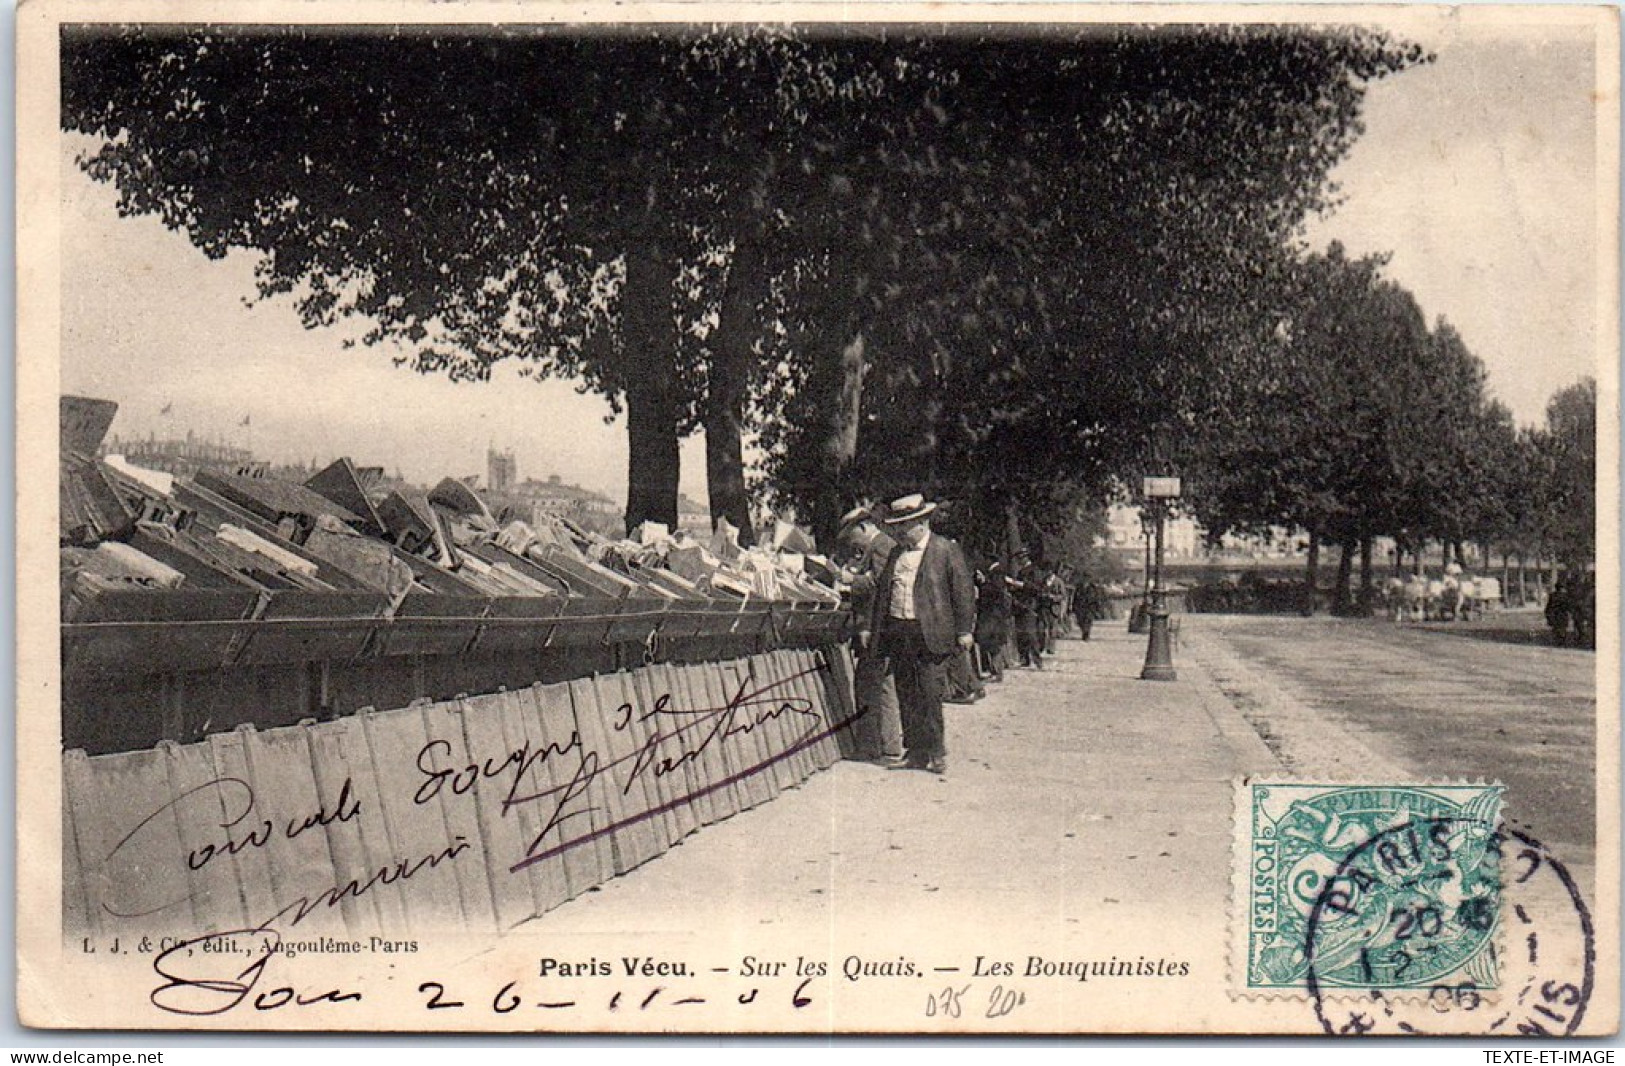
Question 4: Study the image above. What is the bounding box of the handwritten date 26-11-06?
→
[144,936,1040,1023]
[148,931,827,1018]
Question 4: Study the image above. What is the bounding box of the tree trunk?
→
[620,242,681,535]
[703,389,753,543]
[1333,536,1355,614]
[804,328,867,549]
[831,331,867,467]
[1005,496,1025,564]
[1358,535,1374,613]
[704,236,764,546]
[1303,530,1320,616]
[624,380,681,535]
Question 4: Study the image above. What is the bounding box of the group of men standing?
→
[835,494,1102,777]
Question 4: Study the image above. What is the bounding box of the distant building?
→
[105,431,254,478]
[482,473,619,536]
[1103,504,1345,568]
[487,447,517,496]
[479,444,621,535]
[516,474,617,516]
[1106,503,1202,563]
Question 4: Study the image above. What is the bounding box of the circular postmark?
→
[1304,817,1594,1036]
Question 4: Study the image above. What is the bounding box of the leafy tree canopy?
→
[63,23,1424,547]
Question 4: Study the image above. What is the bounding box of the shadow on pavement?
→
[1406,623,1583,650]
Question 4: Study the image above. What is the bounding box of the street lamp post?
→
[1129,510,1153,634]
[1140,475,1179,682]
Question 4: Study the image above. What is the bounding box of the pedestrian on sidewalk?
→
[1010,551,1045,669]
[1041,568,1067,654]
[1072,575,1101,641]
[975,562,1013,682]
[836,505,903,761]
[860,493,976,775]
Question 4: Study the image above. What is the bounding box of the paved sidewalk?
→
[531,620,1281,952]
[486,620,1599,1034]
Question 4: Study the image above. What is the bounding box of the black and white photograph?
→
[19,1,1619,1034]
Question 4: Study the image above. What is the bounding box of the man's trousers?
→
[850,643,903,758]
[879,618,948,760]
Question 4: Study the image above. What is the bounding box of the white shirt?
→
[888,530,930,620]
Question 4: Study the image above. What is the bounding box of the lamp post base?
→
[1140,599,1177,682]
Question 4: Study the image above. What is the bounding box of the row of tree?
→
[1176,242,1596,611]
[62,23,1425,551]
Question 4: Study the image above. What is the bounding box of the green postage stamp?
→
[1236,782,1504,995]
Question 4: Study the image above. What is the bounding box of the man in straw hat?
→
[858,493,975,775]
[836,503,903,761]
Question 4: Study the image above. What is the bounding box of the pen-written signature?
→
[149,928,363,1017]
[99,657,861,1014]
[500,663,854,874]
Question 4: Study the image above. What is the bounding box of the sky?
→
[1300,17,1603,426]
[59,16,1610,504]
[59,144,701,502]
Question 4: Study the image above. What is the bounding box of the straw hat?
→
[837,505,874,537]
[880,493,937,525]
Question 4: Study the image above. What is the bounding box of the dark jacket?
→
[843,528,898,621]
[866,531,977,656]
[1072,581,1103,623]
[975,575,1013,643]
[1009,563,1044,618]
[976,573,1013,622]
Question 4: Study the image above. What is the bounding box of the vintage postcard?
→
[16,1,1620,1034]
